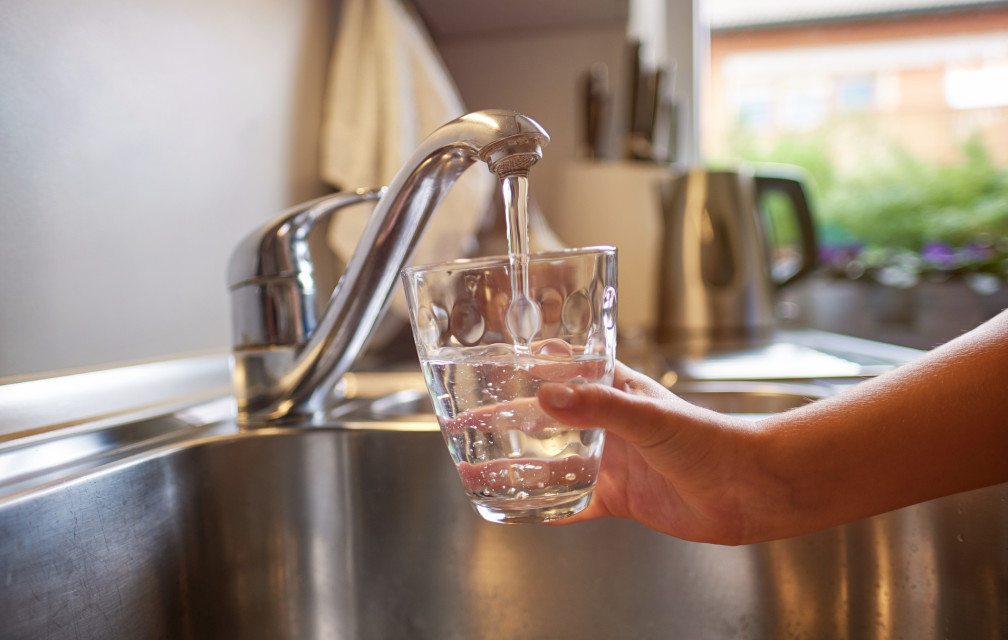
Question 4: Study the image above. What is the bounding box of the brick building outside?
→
[705,0,1008,167]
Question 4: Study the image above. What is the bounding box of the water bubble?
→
[515,491,529,500]
[473,441,487,461]
[564,472,576,482]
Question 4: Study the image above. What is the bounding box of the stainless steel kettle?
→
[655,166,817,348]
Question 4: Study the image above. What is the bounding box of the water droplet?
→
[956,533,965,543]
[564,472,576,482]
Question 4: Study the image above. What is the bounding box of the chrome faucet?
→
[227,109,550,426]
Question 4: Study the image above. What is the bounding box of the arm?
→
[759,308,1008,540]
[537,310,1008,545]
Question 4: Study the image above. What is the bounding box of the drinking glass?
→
[401,246,617,523]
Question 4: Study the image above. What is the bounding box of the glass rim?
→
[401,245,616,276]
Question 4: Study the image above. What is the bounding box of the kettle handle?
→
[754,172,818,287]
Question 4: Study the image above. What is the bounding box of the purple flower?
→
[818,243,862,268]
[920,242,955,269]
[959,243,993,263]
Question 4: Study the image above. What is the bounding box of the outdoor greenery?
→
[728,126,1008,288]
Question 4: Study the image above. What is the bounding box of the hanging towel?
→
[319,0,494,275]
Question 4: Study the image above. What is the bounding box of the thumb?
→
[538,381,682,451]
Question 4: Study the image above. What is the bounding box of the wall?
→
[0,0,335,378]
[0,0,700,379]
[430,0,702,221]
[435,26,628,220]
[430,0,701,337]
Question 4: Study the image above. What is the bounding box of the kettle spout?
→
[228,109,549,425]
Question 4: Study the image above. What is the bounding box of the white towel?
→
[319,0,494,274]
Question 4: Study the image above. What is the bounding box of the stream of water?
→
[501,174,541,352]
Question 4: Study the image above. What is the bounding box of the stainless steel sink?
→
[1,341,1006,639]
[671,379,829,416]
[351,379,829,423]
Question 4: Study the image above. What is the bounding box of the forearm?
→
[755,310,1008,540]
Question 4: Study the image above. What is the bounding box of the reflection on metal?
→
[1,336,1005,639]
[1,421,1005,639]
[0,354,232,439]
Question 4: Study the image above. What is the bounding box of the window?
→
[707,0,1008,346]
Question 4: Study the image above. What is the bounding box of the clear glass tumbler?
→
[401,246,617,523]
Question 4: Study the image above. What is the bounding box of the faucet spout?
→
[228,109,549,425]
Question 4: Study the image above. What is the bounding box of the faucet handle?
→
[227,188,384,350]
[227,188,385,290]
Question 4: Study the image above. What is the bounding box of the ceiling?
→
[411,0,630,38]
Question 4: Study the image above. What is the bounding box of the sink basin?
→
[1,346,1005,639]
[351,378,830,422]
[3,424,1007,639]
[671,380,829,416]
